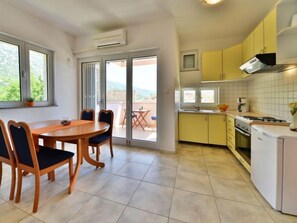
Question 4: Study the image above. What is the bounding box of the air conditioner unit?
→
[93,29,126,48]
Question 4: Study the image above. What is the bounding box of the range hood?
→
[240,53,297,74]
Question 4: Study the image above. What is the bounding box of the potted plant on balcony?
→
[26,97,35,107]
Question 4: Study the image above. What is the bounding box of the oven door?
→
[235,127,251,164]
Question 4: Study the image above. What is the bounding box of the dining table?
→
[29,119,110,193]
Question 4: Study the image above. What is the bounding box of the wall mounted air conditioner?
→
[93,29,126,48]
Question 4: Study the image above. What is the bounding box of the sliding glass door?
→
[81,50,158,148]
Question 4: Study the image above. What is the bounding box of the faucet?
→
[193,106,200,111]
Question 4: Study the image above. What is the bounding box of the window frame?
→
[181,87,219,107]
[0,32,55,108]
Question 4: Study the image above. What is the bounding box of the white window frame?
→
[0,32,54,108]
[181,87,219,107]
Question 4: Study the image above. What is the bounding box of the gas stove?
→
[236,115,289,125]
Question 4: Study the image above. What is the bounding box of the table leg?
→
[68,139,82,194]
[43,138,57,181]
[81,138,105,168]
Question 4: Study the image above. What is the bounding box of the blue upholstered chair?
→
[89,110,114,161]
[8,120,74,213]
[0,119,16,200]
[61,108,95,150]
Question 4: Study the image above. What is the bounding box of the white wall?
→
[74,19,179,152]
[0,2,78,123]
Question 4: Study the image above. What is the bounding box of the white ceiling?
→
[4,0,279,43]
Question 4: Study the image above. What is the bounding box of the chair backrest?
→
[98,110,114,136]
[8,120,38,169]
[80,109,95,121]
[0,119,14,161]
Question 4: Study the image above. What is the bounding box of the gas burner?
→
[236,115,289,125]
[242,116,263,121]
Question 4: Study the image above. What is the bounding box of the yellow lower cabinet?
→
[208,114,226,146]
[178,113,208,143]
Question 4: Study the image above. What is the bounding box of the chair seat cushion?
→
[37,146,74,170]
[89,133,110,144]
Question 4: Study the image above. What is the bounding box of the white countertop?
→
[252,124,297,139]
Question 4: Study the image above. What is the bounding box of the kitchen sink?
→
[180,109,217,113]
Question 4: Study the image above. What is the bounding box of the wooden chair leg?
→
[9,166,16,200]
[0,162,2,186]
[15,169,23,203]
[110,141,114,157]
[69,158,73,188]
[32,174,40,213]
[96,146,100,162]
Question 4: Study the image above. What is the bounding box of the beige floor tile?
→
[117,207,168,223]
[100,157,128,174]
[130,152,156,164]
[116,162,150,180]
[170,189,220,223]
[74,170,113,194]
[152,154,179,168]
[96,175,140,204]
[129,182,173,217]
[175,171,213,196]
[178,149,203,161]
[143,166,177,187]
[206,162,243,180]
[210,177,260,206]
[247,182,273,208]
[33,190,92,223]
[69,197,125,223]
[265,207,297,223]
[113,150,137,161]
[13,181,67,213]
[19,215,44,223]
[169,219,187,223]
[0,202,28,223]
[178,157,207,175]
[216,198,274,223]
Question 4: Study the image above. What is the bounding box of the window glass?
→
[183,90,196,103]
[0,41,21,101]
[29,50,48,101]
[201,89,215,103]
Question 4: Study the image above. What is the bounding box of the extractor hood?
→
[240,53,297,74]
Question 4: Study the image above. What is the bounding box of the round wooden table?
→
[29,120,110,193]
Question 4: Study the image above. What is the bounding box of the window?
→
[181,87,219,107]
[0,33,54,108]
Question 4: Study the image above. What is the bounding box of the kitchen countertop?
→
[252,124,297,139]
[178,109,263,117]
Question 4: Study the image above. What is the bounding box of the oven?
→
[235,119,251,164]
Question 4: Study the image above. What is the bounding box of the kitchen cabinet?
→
[178,112,226,145]
[226,116,235,152]
[201,50,222,81]
[209,114,226,145]
[178,113,208,143]
[242,32,254,62]
[222,44,243,80]
[202,45,242,81]
[254,22,264,54]
[264,8,277,53]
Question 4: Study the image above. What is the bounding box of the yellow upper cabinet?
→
[242,32,254,62]
[254,22,264,54]
[222,44,243,80]
[263,8,277,53]
[201,50,222,81]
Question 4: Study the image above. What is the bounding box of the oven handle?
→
[235,127,251,137]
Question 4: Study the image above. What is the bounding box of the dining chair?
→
[89,110,114,161]
[122,109,137,128]
[61,108,95,150]
[8,120,74,213]
[0,119,16,201]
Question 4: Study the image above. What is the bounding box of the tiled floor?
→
[1,143,297,223]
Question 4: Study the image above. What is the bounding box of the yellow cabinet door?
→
[254,22,264,54]
[201,50,222,81]
[208,114,226,146]
[179,113,208,143]
[264,8,276,53]
[242,32,254,62]
[222,44,243,80]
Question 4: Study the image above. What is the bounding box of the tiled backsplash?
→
[200,68,297,121]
